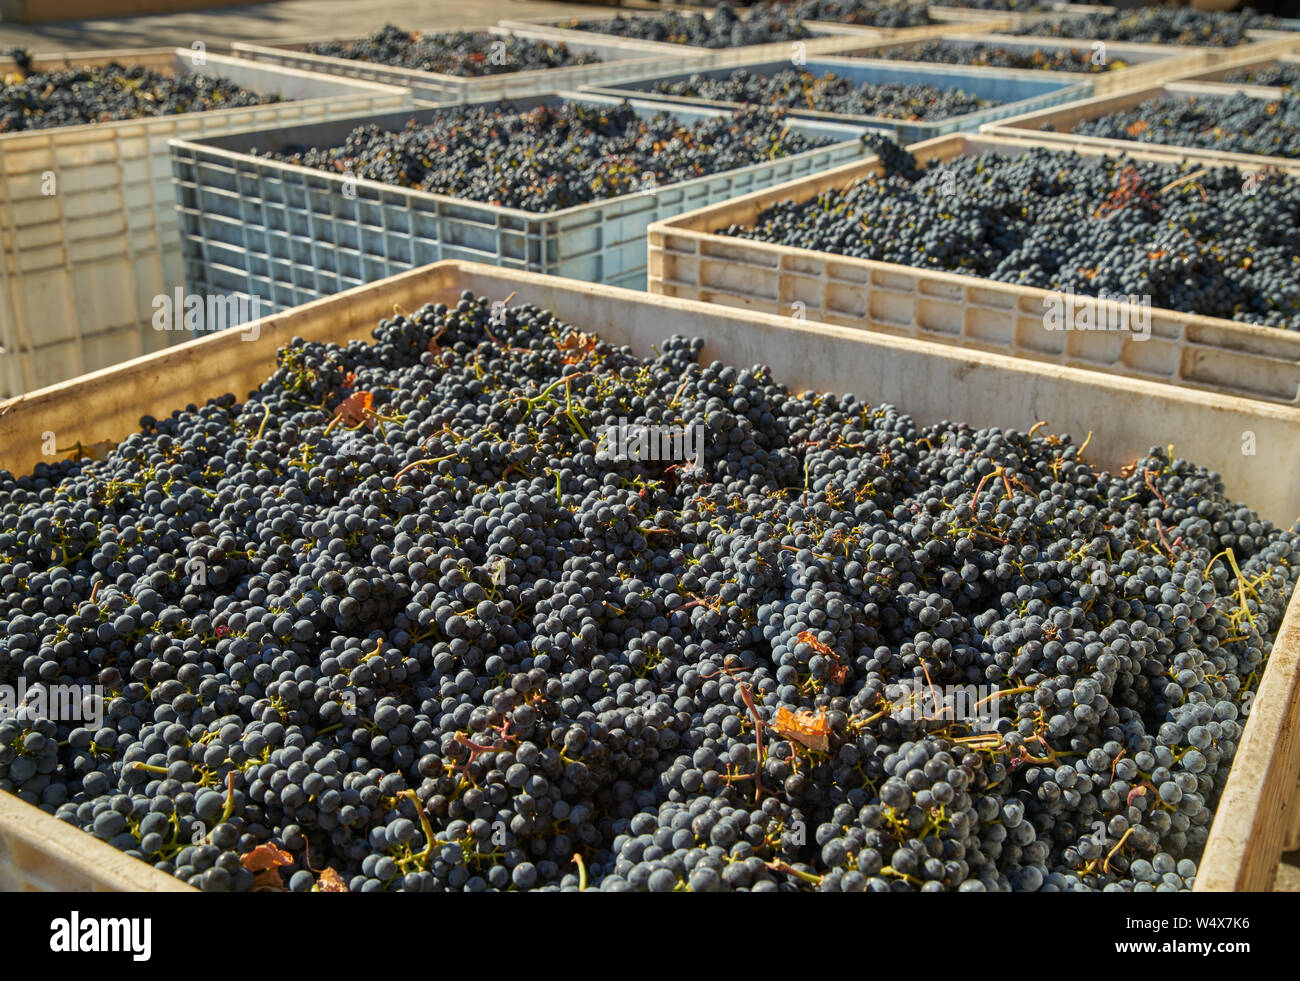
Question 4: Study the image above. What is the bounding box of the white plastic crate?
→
[981,80,1300,174]
[805,31,1221,96]
[0,47,411,400]
[927,3,1113,29]
[495,12,930,69]
[1003,25,1300,68]
[1171,52,1300,95]
[229,27,702,105]
[169,93,887,311]
[2,259,1300,890]
[582,56,1092,142]
[647,133,1300,407]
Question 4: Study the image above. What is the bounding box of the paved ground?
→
[3,0,1299,894]
[0,0,625,51]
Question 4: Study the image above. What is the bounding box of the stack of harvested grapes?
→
[305,25,601,78]
[252,101,834,212]
[1,47,281,133]
[1,285,1293,892]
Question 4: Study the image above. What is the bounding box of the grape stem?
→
[400,790,436,868]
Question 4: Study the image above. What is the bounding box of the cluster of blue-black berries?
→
[254,101,831,212]
[647,68,995,122]
[721,143,1300,331]
[0,289,1294,891]
[305,25,601,78]
[1,47,280,133]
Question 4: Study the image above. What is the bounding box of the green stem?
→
[401,790,437,868]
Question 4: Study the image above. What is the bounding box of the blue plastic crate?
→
[584,57,1092,142]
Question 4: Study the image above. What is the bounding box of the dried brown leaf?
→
[314,867,349,892]
[770,706,831,753]
[240,842,294,872]
[252,868,289,892]
[556,331,596,364]
[334,390,374,428]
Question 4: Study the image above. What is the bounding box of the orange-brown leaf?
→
[334,390,374,428]
[770,706,831,753]
[828,655,849,686]
[428,327,447,358]
[796,630,833,657]
[1126,120,1148,137]
[556,331,596,364]
[240,842,294,872]
[252,868,289,892]
[314,867,349,892]
[797,631,848,684]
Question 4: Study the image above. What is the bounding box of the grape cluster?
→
[305,25,601,78]
[0,49,281,133]
[1224,63,1300,90]
[648,68,995,122]
[781,0,935,28]
[561,2,812,49]
[1068,93,1300,162]
[1012,8,1292,46]
[861,40,1114,73]
[1,287,1295,892]
[253,101,830,212]
[721,143,1300,330]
